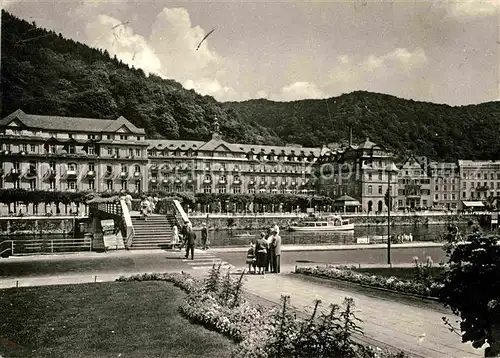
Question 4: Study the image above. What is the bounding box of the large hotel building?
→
[1,110,499,211]
[0,110,319,195]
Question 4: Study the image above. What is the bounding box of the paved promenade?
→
[242,273,483,358]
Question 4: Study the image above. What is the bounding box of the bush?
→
[296,265,443,298]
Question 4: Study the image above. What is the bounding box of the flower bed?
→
[295,265,443,298]
[116,269,406,358]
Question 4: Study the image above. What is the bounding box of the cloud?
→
[149,7,222,81]
[81,6,235,100]
[272,81,326,101]
[184,78,240,101]
[85,14,162,76]
[323,47,431,100]
[331,47,428,82]
[442,0,499,18]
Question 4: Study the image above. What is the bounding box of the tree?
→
[439,227,500,357]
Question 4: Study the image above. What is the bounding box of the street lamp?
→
[385,163,399,265]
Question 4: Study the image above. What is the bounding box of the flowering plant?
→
[296,265,443,298]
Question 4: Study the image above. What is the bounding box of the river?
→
[205,223,497,247]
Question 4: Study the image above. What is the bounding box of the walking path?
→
[241,273,483,358]
[176,248,234,271]
[211,242,443,253]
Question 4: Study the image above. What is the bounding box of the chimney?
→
[349,126,352,146]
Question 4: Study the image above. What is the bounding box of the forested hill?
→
[0,10,280,144]
[3,10,500,161]
[224,93,500,161]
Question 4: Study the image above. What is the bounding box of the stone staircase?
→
[130,214,176,250]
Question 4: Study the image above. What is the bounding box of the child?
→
[246,243,256,274]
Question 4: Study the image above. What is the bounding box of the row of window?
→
[2,143,144,157]
[462,172,500,180]
[462,182,500,189]
[149,149,316,162]
[5,130,143,141]
[462,191,500,199]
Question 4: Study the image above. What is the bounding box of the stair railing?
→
[166,199,191,229]
[119,199,135,249]
[0,240,14,256]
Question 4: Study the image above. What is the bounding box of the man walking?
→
[184,223,196,260]
[272,227,282,273]
[201,223,209,250]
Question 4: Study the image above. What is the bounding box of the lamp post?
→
[385,163,399,265]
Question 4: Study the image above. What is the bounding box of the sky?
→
[2,0,500,105]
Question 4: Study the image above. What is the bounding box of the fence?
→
[1,235,92,256]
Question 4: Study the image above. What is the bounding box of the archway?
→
[378,200,383,212]
[368,201,373,212]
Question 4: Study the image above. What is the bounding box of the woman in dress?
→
[140,196,150,221]
[255,232,268,275]
[172,224,179,250]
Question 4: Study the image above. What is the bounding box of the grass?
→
[0,281,234,358]
[354,266,444,281]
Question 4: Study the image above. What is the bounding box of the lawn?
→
[355,266,444,281]
[0,281,235,358]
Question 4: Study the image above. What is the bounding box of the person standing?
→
[140,196,150,221]
[255,232,268,275]
[125,191,133,212]
[267,228,276,273]
[245,242,256,274]
[264,228,272,272]
[172,224,179,250]
[272,228,282,273]
[184,223,196,260]
[201,223,209,250]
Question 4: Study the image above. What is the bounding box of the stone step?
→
[134,230,172,237]
[132,236,171,241]
[133,226,172,231]
[130,244,172,249]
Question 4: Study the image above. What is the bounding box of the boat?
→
[234,231,254,238]
[289,215,354,232]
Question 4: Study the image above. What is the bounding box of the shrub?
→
[296,265,443,298]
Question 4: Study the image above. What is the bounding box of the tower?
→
[212,115,221,140]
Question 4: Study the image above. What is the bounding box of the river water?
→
[206,223,497,247]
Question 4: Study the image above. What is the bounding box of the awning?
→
[462,201,485,208]
[334,195,361,207]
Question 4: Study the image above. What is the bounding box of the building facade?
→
[0,110,149,193]
[2,110,500,212]
[146,128,320,195]
[315,138,398,213]
[458,160,500,208]
[428,161,460,211]
[396,156,432,210]
[0,111,319,196]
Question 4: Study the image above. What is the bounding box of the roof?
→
[147,138,321,156]
[458,160,500,168]
[462,201,485,207]
[334,195,361,206]
[148,139,206,151]
[0,109,145,134]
